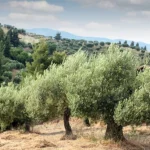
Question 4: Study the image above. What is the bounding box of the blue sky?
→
[0,0,150,43]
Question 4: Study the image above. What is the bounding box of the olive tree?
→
[0,84,17,130]
[18,50,90,139]
[19,69,63,125]
[114,68,150,126]
[0,84,26,131]
[65,44,139,141]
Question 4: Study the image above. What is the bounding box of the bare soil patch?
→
[0,118,149,150]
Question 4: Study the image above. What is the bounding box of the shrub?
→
[106,42,111,45]
[0,84,17,130]
[87,43,94,48]
[100,42,105,46]
[3,71,12,79]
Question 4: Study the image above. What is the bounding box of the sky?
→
[0,0,150,43]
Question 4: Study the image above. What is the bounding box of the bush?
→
[28,43,32,49]
[87,43,94,48]
[13,76,21,84]
[106,42,111,45]
[10,47,32,64]
[3,71,12,79]
[100,42,105,46]
[3,61,24,71]
[0,84,17,130]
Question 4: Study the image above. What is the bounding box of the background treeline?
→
[0,23,149,85]
[0,26,32,84]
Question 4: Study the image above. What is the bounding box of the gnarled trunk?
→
[105,119,125,142]
[63,107,72,135]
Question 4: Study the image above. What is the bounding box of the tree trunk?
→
[24,122,30,132]
[63,107,72,135]
[105,119,125,142]
[84,117,90,127]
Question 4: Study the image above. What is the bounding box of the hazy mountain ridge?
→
[26,28,150,50]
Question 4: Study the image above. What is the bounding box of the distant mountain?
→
[26,28,150,51]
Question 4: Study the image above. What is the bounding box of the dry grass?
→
[0,118,149,150]
[19,34,40,44]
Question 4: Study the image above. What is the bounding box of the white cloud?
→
[98,1,115,8]
[121,18,139,23]
[0,1,65,29]
[85,22,112,30]
[72,0,115,8]
[126,11,137,16]
[141,11,150,16]
[129,0,144,5]
[72,0,150,11]
[0,12,71,30]
[8,13,57,22]
[8,1,64,13]
[59,22,113,38]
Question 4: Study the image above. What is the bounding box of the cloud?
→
[141,11,150,17]
[8,1,64,13]
[98,1,115,8]
[1,12,71,29]
[126,11,137,16]
[8,13,57,22]
[121,18,140,24]
[129,0,144,5]
[72,0,115,8]
[85,22,112,30]
[0,1,65,29]
[72,0,150,11]
[59,21,113,38]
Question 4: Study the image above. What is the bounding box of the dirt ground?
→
[0,118,149,150]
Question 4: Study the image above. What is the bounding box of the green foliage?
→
[3,35,11,58]
[130,41,135,49]
[3,61,24,71]
[106,42,111,45]
[0,41,4,75]
[0,83,29,130]
[54,32,61,41]
[87,43,94,48]
[122,41,129,47]
[0,84,17,130]
[7,29,19,47]
[27,41,65,75]
[0,27,4,41]
[13,76,21,84]
[114,69,150,126]
[12,29,19,47]
[19,68,64,123]
[17,29,26,35]
[19,51,91,123]
[3,71,12,80]
[10,47,32,65]
[49,51,66,64]
[64,45,139,124]
[100,42,105,46]
[48,43,56,55]
[144,46,147,51]
[26,40,50,74]
[94,41,99,46]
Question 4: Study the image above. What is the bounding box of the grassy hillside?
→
[26,28,150,51]
[0,24,149,85]
[2,25,149,63]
